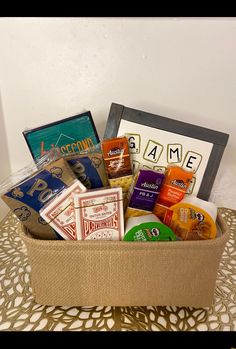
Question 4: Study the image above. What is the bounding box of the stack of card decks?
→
[40,185,124,241]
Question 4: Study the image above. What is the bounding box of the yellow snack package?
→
[125,206,152,220]
[109,175,133,210]
[163,195,217,240]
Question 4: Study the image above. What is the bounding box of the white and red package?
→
[74,187,124,240]
[40,180,86,240]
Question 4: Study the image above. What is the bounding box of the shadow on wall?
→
[0,90,11,220]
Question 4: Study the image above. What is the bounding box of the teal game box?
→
[23,111,100,162]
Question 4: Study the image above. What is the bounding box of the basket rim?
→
[17,212,230,251]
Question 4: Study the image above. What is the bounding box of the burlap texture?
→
[18,213,229,307]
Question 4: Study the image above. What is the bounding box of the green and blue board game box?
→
[23,111,100,162]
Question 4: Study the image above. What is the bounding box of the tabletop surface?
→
[0,207,235,331]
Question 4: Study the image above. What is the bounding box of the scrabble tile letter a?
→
[143,140,163,163]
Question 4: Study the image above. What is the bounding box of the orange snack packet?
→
[101,137,133,179]
[163,196,217,240]
[153,166,194,220]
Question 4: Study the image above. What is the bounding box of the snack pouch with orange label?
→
[101,136,133,179]
[101,137,133,209]
[153,166,194,220]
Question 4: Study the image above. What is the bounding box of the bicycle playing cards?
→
[40,180,86,240]
[74,187,124,240]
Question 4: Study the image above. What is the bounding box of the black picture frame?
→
[104,103,229,200]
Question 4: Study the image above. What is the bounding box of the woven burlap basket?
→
[18,212,229,307]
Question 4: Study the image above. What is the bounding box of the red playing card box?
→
[74,187,124,240]
[40,180,86,240]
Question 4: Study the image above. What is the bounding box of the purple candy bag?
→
[128,169,165,212]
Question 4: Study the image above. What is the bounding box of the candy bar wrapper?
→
[40,180,87,240]
[1,157,77,240]
[125,169,165,219]
[74,187,124,240]
[101,136,133,179]
[65,151,108,189]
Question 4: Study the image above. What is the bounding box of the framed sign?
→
[23,111,100,162]
[104,103,229,200]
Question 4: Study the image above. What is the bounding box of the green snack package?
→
[124,221,177,241]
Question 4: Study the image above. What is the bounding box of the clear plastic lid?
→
[182,195,217,222]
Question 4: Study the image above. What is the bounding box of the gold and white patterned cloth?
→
[0,208,235,331]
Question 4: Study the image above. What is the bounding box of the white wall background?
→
[0,17,236,220]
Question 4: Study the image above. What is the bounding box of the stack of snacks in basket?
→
[122,166,178,241]
[122,163,219,242]
[0,115,219,243]
[151,166,218,241]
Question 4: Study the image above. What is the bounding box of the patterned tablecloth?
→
[0,207,235,331]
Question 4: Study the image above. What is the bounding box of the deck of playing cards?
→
[74,187,124,240]
[40,180,86,240]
